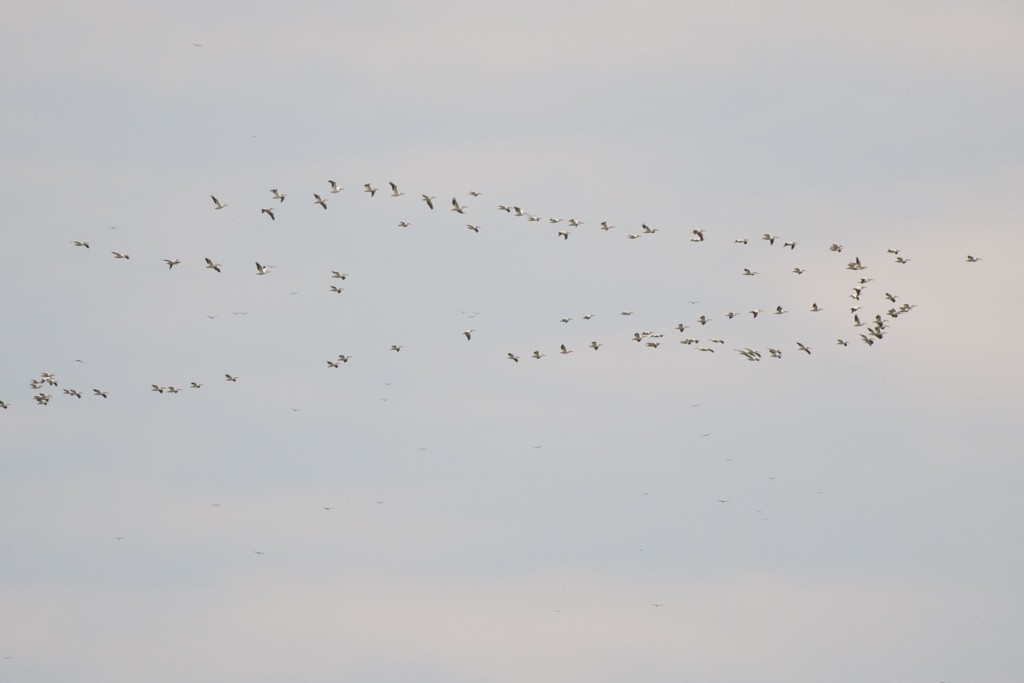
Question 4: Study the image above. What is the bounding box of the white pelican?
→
[465,224,480,233]
[589,341,603,350]
[691,229,704,242]
[556,231,569,240]
[261,207,275,220]
[463,329,475,340]
[531,351,544,359]
[364,183,378,197]
[783,241,796,250]
[829,243,844,252]
[750,309,763,318]
[270,188,286,202]
[62,388,83,398]
[796,342,812,355]
[836,339,849,346]
[469,190,481,197]
[204,258,222,273]
[600,221,615,231]
[774,306,787,315]
[72,240,90,248]
[697,315,709,325]
[225,374,238,382]
[895,256,910,264]
[255,262,271,275]
[734,238,748,244]
[966,255,981,262]
[742,268,758,276]
[451,198,466,214]
[331,271,348,279]
[559,344,573,355]
[190,382,203,388]
[210,195,227,210]
[313,194,328,209]
[762,233,777,245]
[337,355,351,363]
[398,221,411,228]
[507,352,520,362]
[92,389,108,398]
[388,181,404,197]
[390,345,403,352]
[327,360,340,368]
[164,259,181,269]
[0,400,7,409]
[329,285,344,293]
[810,303,822,312]
[421,194,436,209]
[151,385,165,393]
[792,267,806,274]
[328,180,344,193]
[111,252,130,259]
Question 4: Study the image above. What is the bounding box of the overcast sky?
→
[2,2,1023,682]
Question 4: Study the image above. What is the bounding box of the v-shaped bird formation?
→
[2,177,985,410]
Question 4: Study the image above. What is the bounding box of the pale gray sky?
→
[2,2,1023,681]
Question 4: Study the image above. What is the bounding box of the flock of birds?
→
[2,178,985,411]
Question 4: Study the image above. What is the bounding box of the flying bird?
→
[111,252,130,259]
[270,188,286,202]
[204,258,222,273]
[451,198,466,214]
[163,258,181,269]
[261,207,275,220]
[328,180,344,193]
[364,183,378,197]
[72,240,90,248]
[421,194,436,209]
[313,194,328,209]
[255,262,271,275]
[388,182,404,197]
[210,195,227,210]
